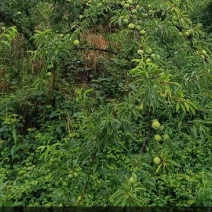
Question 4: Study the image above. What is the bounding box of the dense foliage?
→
[0,0,212,207]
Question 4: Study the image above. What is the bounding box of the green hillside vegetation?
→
[0,0,212,206]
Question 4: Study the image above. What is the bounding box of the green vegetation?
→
[0,0,212,207]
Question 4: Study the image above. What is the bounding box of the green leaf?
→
[0,40,11,48]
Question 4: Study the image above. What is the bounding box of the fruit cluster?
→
[151,119,170,165]
[120,0,148,38]
[196,49,208,60]
[152,119,170,142]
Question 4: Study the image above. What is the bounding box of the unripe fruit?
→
[139,103,144,110]
[159,125,165,131]
[132,9,137,14]
[145,47,153,54]
[179,32,183,36]
[73,172,79,178]
[68,174,73,178]
[127,0,133,4]
[141,13,148,18]
[77,196,82,201]
[153,157,161,165]
[136,25,141,30]
[201,55,205,59]
[201,50,207,55]
[146,58,152,63]
[150,53,157,59]
[136,5,140,10]
[128,23,135,30]
[130,176,135,183]
[173,21,178,26]
[139,29,146,35]
[152,119,160,129]
[183,31,189,37]
[123,19,129,24]
[73,39,80,46]
[154,134,162,141]
[97,3,102,7]
[137,49,144,55]
[47,72,52,77]
[124,4,130,8]
[163,134,169,141]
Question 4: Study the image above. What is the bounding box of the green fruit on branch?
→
[179,32,183,36]
[73,172,79,178]
[163,134,169,141]
[139,29,146,35]
[123,19,129,24]
[77,196,82,201]
[173,21,178,26]
[152,53,160,60]
[150,53,157,59]
[145,47,153,54]
[68,174,73,178]
[183,31,190,37]
[132,9,137,14]
[47,72,52,77]
[152,119,160,129]
[201,50,207,55]
[124,4,130,8]
[128,23,135,30]
[136,25,141,30]
[141,13,148,18]
[153,157,161,165]
[159,125,165,131]
[139,103,144,110]
[73,39,80,46]
[130,176,135,183]
[137,49,144,55]
[146,58,152,63]
[154,134,162,141]
[201,54,205,59]
[136,5,140,10]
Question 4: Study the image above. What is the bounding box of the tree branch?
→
[75,47,131,61]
